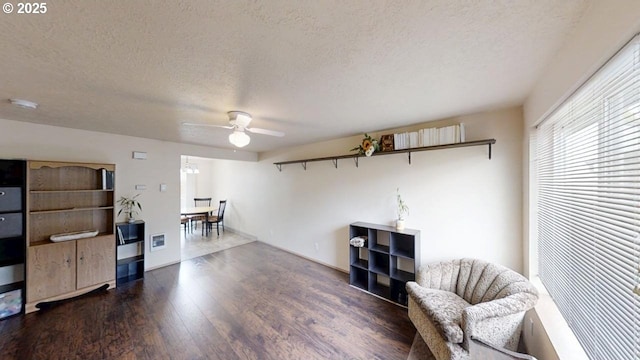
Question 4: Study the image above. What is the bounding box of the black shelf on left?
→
[0,159,26,319]
[116,221,145,285]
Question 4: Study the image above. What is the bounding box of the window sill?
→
[527,277,589,360]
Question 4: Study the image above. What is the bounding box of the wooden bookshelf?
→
[25,161,116,313]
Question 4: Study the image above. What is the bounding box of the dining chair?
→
[194,197,212,207]
[203,200,227,236]
[190,197,212,230]
[180,215,191,235]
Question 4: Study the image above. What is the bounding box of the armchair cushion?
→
[407,283,470,343]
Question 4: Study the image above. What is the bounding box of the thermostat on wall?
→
[150,233,166,251]
[132,151,147,160]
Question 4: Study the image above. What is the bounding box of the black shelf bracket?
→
[301,161,307,170]
[488,143,492,159]
[332,158,338,169]
[353,157,359,168]
[408,152,412,164]
[275,164,282,172]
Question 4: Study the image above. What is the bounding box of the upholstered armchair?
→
[406,258,538,360]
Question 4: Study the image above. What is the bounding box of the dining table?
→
[180,206,217,236]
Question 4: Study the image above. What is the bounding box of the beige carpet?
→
[180,226,255,261]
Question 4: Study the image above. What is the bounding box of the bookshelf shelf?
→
[29,206,114,215]
[273,139,496,171]
[351,258,368,270]
[117,254,144,267]
[30,189,113,194]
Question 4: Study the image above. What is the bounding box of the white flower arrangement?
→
[350,133,380,157]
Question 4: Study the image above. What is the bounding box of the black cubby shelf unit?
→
[116,221,145,285]
[349,222,420,307]
[0,160,26,319]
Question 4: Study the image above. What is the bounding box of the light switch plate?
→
[159,184,167,192]
[135,184,146,190]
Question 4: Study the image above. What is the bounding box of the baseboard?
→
[150,227,254,271]
[145,259,181,272]
[256,240,348,274]
[225,227,258,241]
[182,225,347,275]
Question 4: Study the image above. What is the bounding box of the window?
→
[534,34,640,360]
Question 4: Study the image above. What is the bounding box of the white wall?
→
[522,2,640,359]
[0,117,256,280]
[192,157,215,200]
[180,156,217,209]
[211,106,524,272]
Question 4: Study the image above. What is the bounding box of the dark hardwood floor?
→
[0,242,415,359]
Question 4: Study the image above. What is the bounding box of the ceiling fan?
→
[183,111,285,148]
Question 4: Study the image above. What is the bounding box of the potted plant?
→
[117,194,142,223]
[396,188,409,230]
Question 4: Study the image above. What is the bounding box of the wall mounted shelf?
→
[273,139,496,171]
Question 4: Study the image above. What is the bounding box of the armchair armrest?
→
[462,292,536,324]
[470,336,537,360]
[461,292,538,351]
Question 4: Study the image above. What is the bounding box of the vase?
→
[396,219,405,230]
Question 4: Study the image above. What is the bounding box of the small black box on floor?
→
[0,282,23,319]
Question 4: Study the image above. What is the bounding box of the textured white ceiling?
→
[0,1,589,152]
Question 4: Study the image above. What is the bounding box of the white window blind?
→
[535,34,640,360]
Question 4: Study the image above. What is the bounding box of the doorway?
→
[179,155,254,261]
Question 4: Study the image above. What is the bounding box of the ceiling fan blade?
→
[246,127,285,137]
[182,122,234,130]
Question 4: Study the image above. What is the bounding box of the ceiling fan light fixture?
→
[228,111,252,127]
[229,130,250,148]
